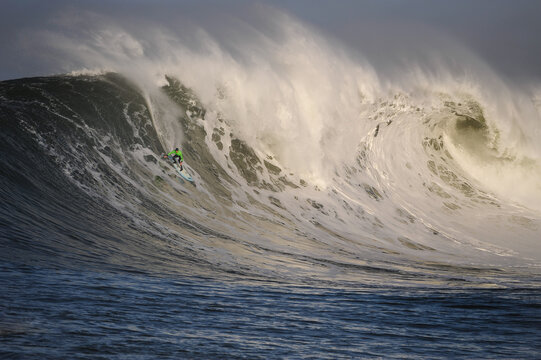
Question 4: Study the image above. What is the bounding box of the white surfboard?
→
[173,162,193,182]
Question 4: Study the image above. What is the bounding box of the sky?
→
[1,0,540,82]
[285,0,541,82]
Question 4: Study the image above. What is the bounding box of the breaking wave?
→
[1,5,540,287]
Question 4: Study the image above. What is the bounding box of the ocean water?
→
[2,263,540,359]
[1,3,541,359]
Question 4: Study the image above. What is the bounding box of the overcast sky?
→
[1,0,540,82]
[286,0,541,82]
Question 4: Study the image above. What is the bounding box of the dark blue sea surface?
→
[2,262,540,359]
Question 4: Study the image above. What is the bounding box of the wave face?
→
[1,7,541,287]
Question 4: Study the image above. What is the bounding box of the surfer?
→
[165,148,184,170]
[161,147,194,182]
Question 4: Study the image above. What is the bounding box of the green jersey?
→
[168,149,183,161]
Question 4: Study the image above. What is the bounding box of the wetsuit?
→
[167,149,183,170]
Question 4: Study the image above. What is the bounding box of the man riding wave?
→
[164,147,183,170]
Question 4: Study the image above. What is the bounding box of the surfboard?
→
[165,154,193,182]
[173,162,193,182]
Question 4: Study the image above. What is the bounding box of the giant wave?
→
[1,6,540,287]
